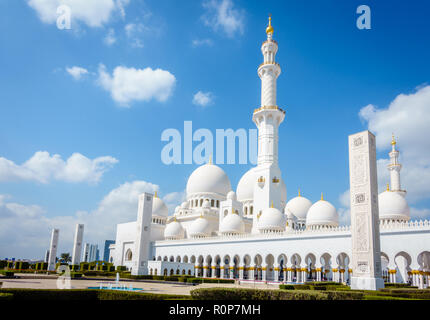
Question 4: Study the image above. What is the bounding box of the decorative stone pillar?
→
[262,266,267,281]
[249,266,255,281]
[220,266,225,279]
[332,268,339,283]
[230,266,235,279]
[283,268,287,283]
[274,265,280,282]
[388,269,397,283]
[239,265,244,280]
[419,271,424,289]
[211,266,217,278]
[315,267,322,282]
[287,267,292,283]
[340,269,345,283]
[203,264,210,278]
[194,265,200,277]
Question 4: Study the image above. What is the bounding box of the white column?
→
[203,265,210,278]
[274,265,280,282]
[47,229,59,271]
[349,131,385,290]
[71,224,84,266]
[220,266,225,279]
[262,266,267,281]
[239,266,244,280]
[132,193,153,275]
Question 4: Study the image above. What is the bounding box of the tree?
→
[59,253,71,264]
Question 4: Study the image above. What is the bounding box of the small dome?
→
[306,199,339,227]
[258,207,285,232]
[189,217,211,237]
[378,191,410,221]
[227,191,237,201]
[220,213,244,234]
[181,201,189,209]
[236,168,255,202]
[186,163,231,197]
[164,220,184,240]
[202,200,211,208]
[152,196,168,217]
[286,195,312,221]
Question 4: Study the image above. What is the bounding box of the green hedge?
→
[116,266,127,271]
[0,293,13,300]
[0,270,14,277]
[187,278,235,284]
[70,272,83,279]
[190,288,364,300]
[384,283,418,289]
[279,283,350,291]
[0,288,190,301]
[0,261,7,269]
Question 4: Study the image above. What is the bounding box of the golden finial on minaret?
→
[391,133,396,146]
[266,14,274,34]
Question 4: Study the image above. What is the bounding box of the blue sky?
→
[1,0,430,259]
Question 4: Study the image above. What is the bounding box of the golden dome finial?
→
[391,133,396,146]
[321,192,324,201]
[154,191,158,198]
[298,188,301,197]
[386,183,390,191]
[266,14,274,35]
[271,200,274,208]
[208,154,212,164]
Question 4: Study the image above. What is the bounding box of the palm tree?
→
[59,253,71,264]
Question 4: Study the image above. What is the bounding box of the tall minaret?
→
[252,16,286,233]
[388,135,406,197]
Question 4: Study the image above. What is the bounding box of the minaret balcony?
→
[253,105,285,115]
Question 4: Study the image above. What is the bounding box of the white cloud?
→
[162,191,186,215]
[193,91,214,107]
[124,23,145,48]
[337,189,351,226]
[66,66,89,80]
[0,151,118,184]
[359,85,430,203]
[27,0,129,28]
[104,28,117,46]
[0,180,159,259]
[192,38,214,47]
[97,64,176,107]
[202,0,245,38]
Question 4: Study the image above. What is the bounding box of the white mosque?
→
[109,17,430,288]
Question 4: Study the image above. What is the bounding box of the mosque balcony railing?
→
[262,39,278,46]
[253,105,286,115]
[258,61,280,69]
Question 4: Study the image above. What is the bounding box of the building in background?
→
[103,240,115,262]
[82,243,99,262]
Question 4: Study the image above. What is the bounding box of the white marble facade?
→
[109,18,430,288]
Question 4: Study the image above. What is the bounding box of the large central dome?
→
[186,163,231,198]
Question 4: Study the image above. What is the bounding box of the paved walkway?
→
[0,276,280,296]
